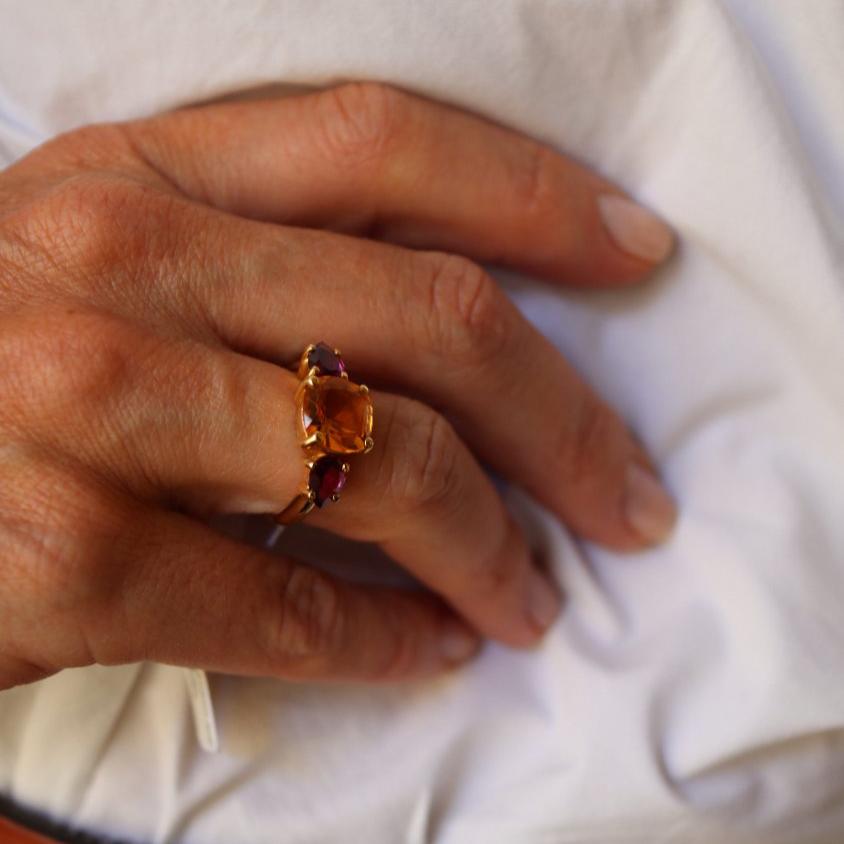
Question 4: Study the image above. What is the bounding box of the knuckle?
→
[317,81,405,166]
[513,142,580,260]
[155,345,248,441]
[390,403,462,513]
[471,547,519,602]
[3,176,109,276]
[39,177,125,262]
[517,141,558,218]
[556,397,618,487]
[0,310,133,414]
[270,565,345,665]
[422,252,511,364]
[0,463,122,621]
[5,174,173,288]
[371,626,418,681]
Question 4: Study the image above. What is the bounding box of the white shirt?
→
[1,2,843,842]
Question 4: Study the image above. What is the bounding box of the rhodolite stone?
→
[309,457,347,507]
[297,375,373,454]
[307,342,346,376]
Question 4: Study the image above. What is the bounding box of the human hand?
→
[0,83,675,690]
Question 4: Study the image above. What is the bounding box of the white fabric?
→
[1,1,844,842]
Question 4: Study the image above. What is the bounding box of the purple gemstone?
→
[309,457,347,507]
[307,342,346,376]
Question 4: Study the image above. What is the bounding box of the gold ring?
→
[276,342,374,525]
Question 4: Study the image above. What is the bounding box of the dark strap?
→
[0,796,133,844]
[0,816,60,843]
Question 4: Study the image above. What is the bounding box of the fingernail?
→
[440,619,481,664]
[598,194,674,263]
[526,569,561,634]
[624,463,678,544]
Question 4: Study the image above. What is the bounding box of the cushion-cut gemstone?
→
[307,342,346,376]
[309,457,347,507]
[297,375,373,454]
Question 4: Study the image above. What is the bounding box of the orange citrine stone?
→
[296,376,373,454]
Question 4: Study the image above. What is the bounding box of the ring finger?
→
[2,310,559,648]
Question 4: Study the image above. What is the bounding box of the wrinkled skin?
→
[0,83,676,690]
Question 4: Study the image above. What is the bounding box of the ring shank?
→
[276,492,315,525]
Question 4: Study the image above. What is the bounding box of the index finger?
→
[124,82,673,287]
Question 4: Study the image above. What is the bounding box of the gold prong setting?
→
[302,431,324,449]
